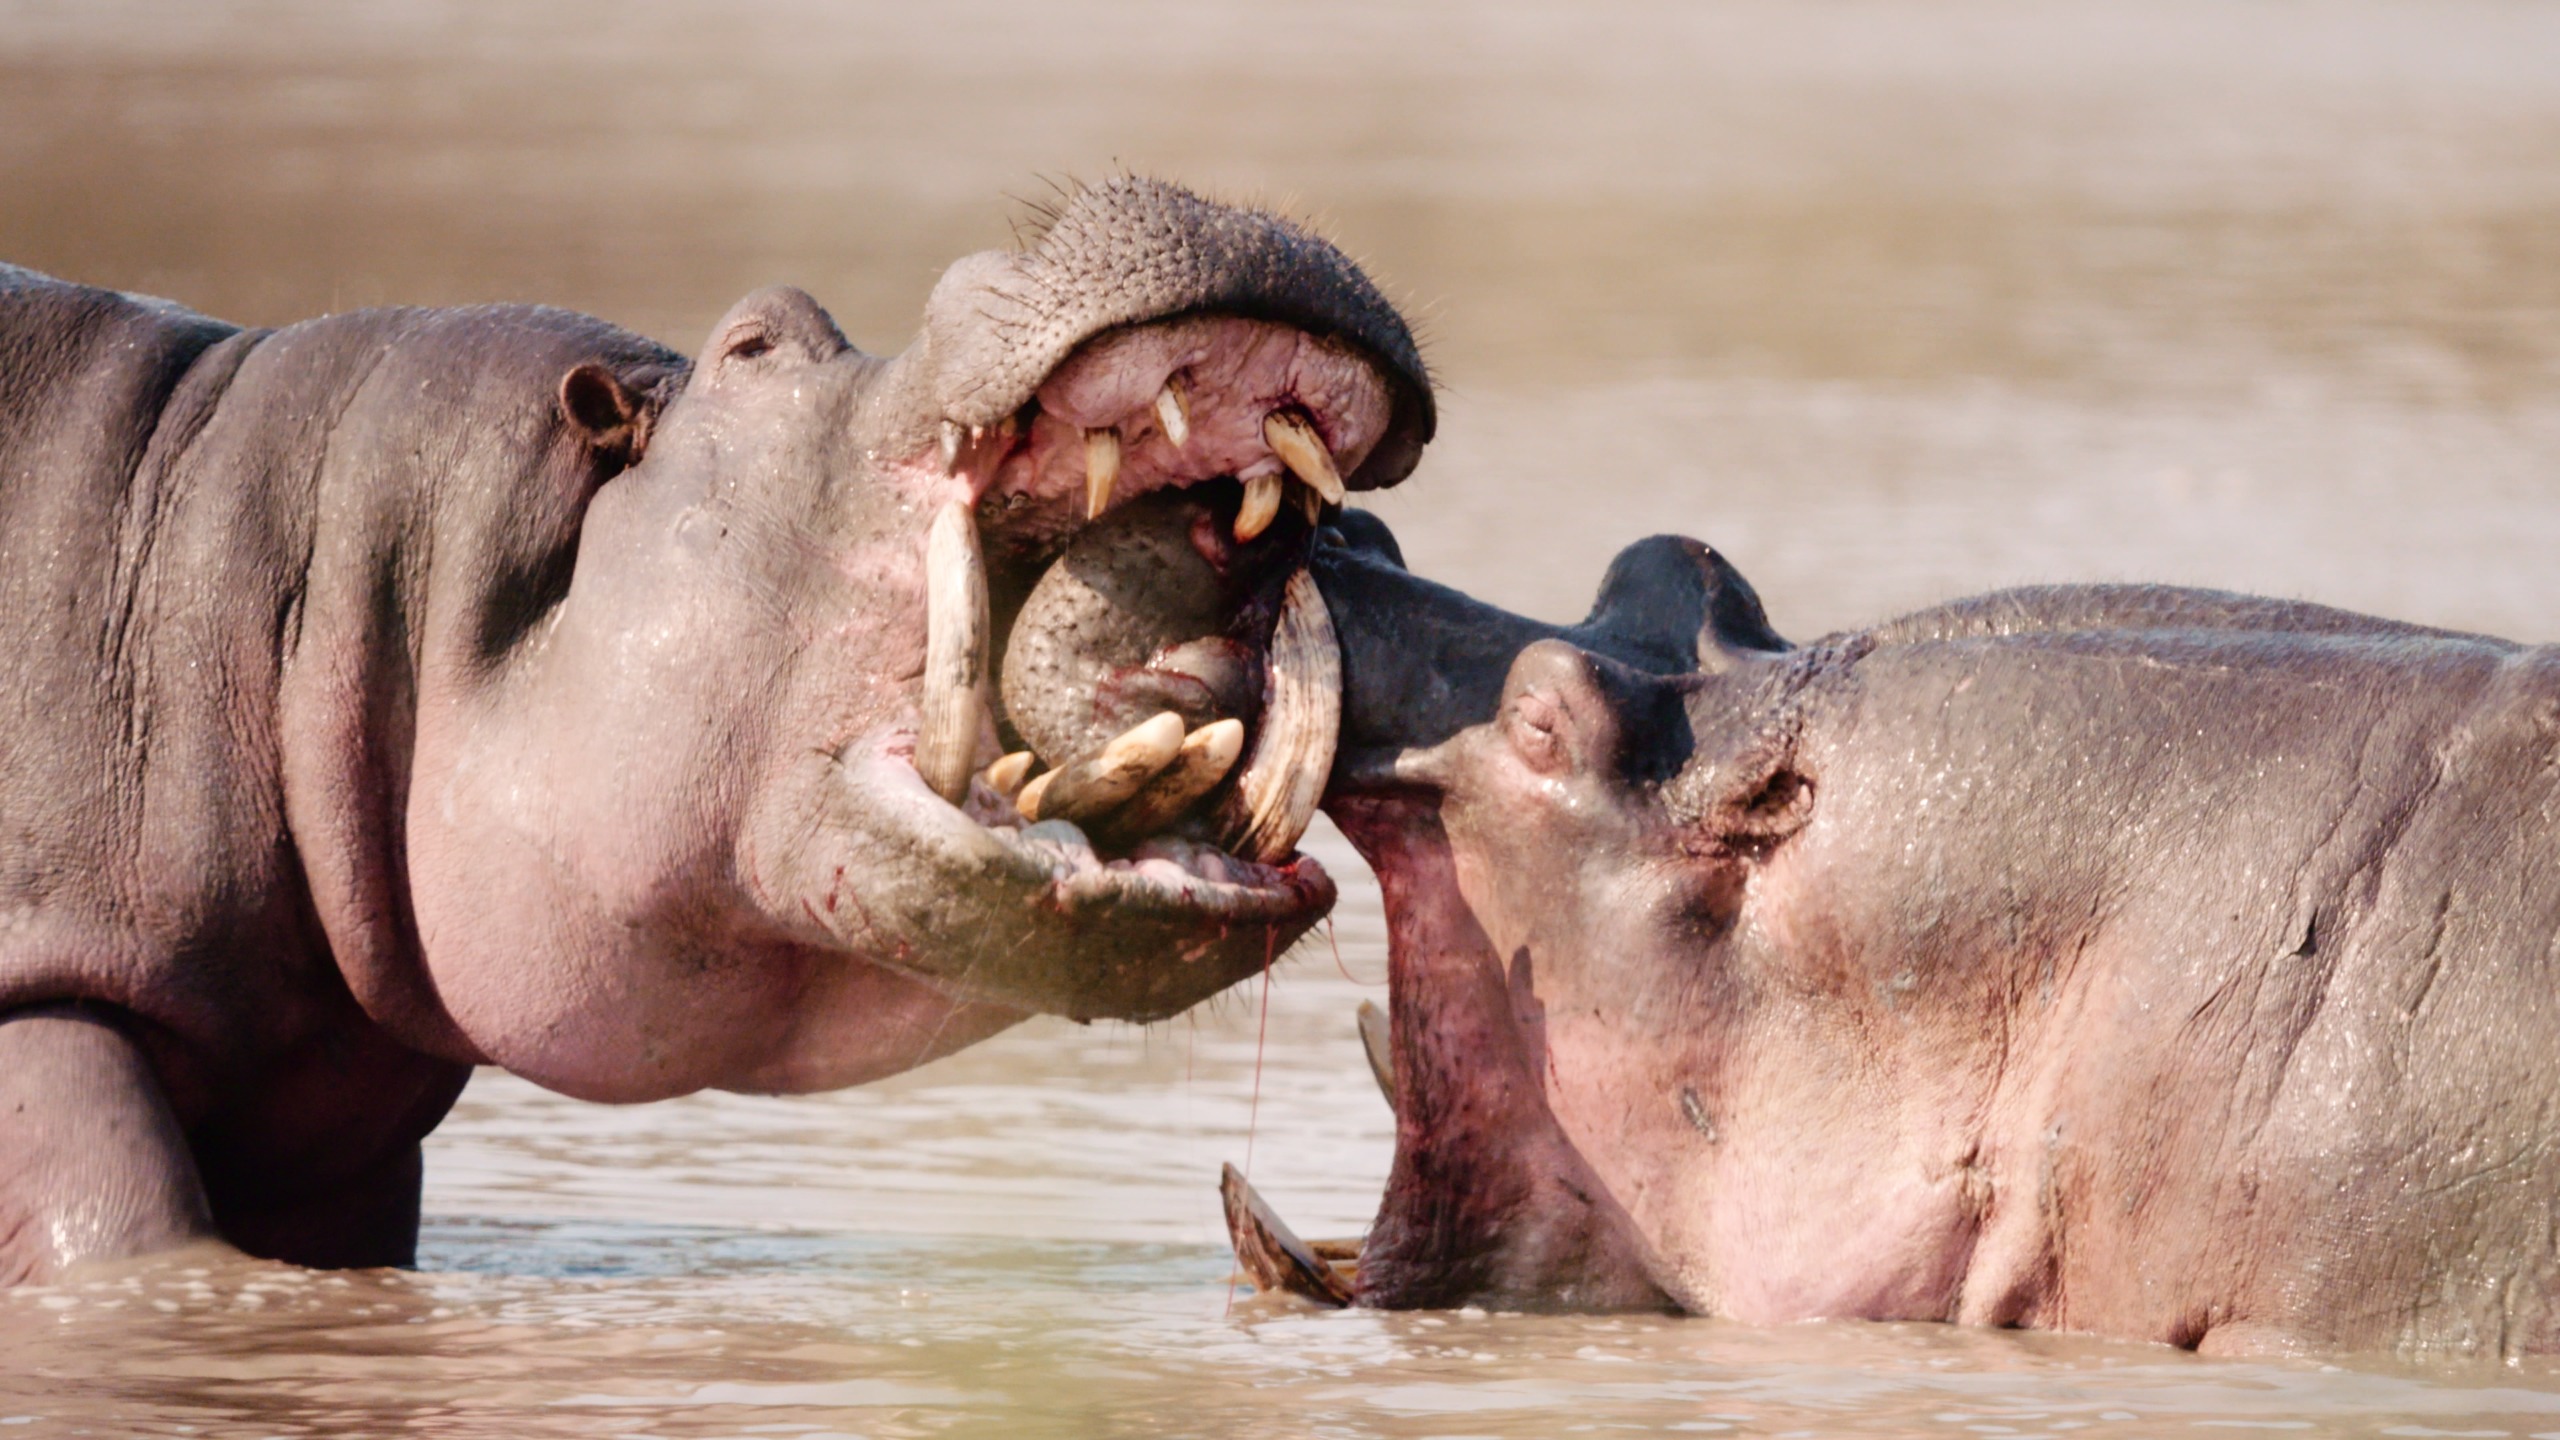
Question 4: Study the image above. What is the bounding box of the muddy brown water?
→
[7,1,2560,1433]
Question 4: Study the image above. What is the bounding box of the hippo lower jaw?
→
[1332,791,1682,1314]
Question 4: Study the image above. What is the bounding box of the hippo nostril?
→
[1506,690,1570,775]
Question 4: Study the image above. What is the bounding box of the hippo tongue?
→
[987,489,1340,860]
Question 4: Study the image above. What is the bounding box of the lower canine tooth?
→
[1155,376,1192,448]
[1022,712,1186,822]
[916,502,992,804]
[1221,1163,1353,1307]
[1084,428,1121,520]
[1263,411,1346,505]
[1235,473,1284,541]
[1218,567,1340,864]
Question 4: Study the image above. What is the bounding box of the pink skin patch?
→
[973,315,1393,554]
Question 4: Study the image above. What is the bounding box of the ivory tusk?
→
[916,501,991,804]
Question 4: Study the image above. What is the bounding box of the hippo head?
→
[1236,523,1832,1314]
[399,179,1431,1099]
[1306,530,2025,1320]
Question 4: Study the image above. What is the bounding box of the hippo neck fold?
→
[264,306,686,1066]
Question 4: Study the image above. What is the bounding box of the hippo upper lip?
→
[923,176,1433,495]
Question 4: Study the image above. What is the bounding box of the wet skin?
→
[0,179,1431,1283]
[1292,521,2560,1356]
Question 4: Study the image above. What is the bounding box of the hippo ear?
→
[1578,536,1789,677]
[558,361,659,468]
[702,286,851,380]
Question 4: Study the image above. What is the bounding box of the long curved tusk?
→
[1218,567,1341,864]
[916,501,991,803]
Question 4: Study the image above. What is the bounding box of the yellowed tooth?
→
[1154,375,1192,448]
[983,751,1035,799]
[916,502,991,805]
[1084,428,1121,520]
[1221,1162,1353,1307]
[1022,712,1187,822]
[1106,718,1246,837]
[1216,567,1340,864]
[1014,768,1057,822]
[1263,410,1345,505]
[1235,473,1284,542]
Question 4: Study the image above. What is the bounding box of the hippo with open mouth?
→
[1217,519,2560,1357]
[0,178,1429,1283]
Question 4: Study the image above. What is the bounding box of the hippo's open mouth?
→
[888,308,1411,930]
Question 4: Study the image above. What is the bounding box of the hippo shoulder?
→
[0,265,243,460]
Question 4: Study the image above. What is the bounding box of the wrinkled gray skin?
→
[1309,520,2560,1356]
[0,178,1431,1285]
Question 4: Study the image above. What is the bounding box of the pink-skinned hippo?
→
[1250,520,2560,1356]
[0,177,1432,1283]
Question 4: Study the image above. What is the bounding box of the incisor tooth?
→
[1235,473,1284,542]
[1263,411,1346,505]
[1155,376,1192,448]
[1107,718,1246,837]
[1084,428,1121,520]
[916,502,991,804]
[983,751,1034,799]
[1021,712,1187,822]
[1014,769,1056,822]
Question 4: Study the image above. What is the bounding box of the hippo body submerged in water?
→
[1201,519,2560,1356]
[0,179,1431,1283]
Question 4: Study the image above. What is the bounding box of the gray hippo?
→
[0,177,1430,1284]
[1219,521,2560,1356]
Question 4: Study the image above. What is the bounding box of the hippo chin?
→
[0,177,1433,1283]
[1255,521,2560,1356]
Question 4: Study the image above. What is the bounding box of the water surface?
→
[5,1,2560,1433]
